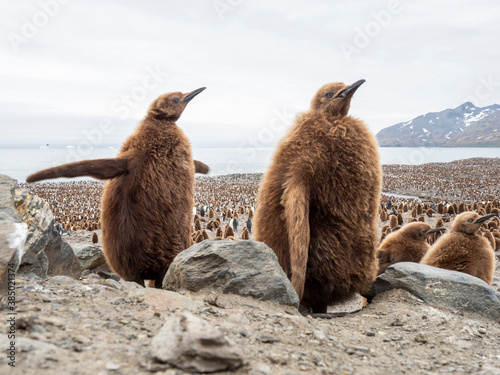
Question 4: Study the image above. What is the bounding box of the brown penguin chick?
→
[379,210,388,221]
[425,208,436,217]
[377,222,445,275]
[410,207,417,218]
[213,236,222,240]
[389,215,398,228]
[92,232,98,244]
[397,213,403,226]
[435,218,444,228]
[195,233,204,243]
[421,212,497,285]
[208,208,215,218]
[417,204,423,215]
[241,227,250,240]
[26,88,209,287]
[225,236,236,241]
[224,226,234,239]
[408,217,417,223]
[447,205,456,215]
[437,203,444,214]
[202,230,209,240]
[193,214,200,223]
[417,216,425,222]
[458,203,466,213]
[254,79,382,313]
[216,226,223,238]
[194,219,202,231]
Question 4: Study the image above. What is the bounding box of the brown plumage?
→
[377,222,445,275]
[216,227,223,238]
[437,203,444,214]
[447,205,456,215]
[241,227,250,240]
[224,225,234,239]
[202,230,209,240]
[397,213,403,225]
[208,208,215,218]
[421,212,496,285]
[195,233,204,243]
[379,210,388,221]
[92,232,98,244]
[194,219,202,232]
[26,88,208,287]
[418,216,425,222]
[389,215,398,228]
[425,208,436,217]
[254,79,381,313]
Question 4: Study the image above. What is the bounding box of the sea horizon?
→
[1,146,499,182]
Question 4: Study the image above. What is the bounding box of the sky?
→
[1,0,499,148]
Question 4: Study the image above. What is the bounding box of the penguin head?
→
[147,87,206,121]
[311,79,365,117]
[403,222,446,240]
[451,212,496,234]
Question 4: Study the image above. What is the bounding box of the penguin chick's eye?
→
[325,92,334,98]
[172,97,180,103]
[467,218,474,223]
[421,229,427,234]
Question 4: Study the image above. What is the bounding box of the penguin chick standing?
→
[254,80,382,313]
[27,88,208,287]
[377,222,445,275]
[421,212,497,285]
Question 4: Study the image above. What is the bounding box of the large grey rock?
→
[163,240,299,307]
[368,262,500,321]
[14,190,81,278]
[72,244,109,271]
[0,175,28,304]
[149,311,243,372]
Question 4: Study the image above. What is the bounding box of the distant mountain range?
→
[376,102,500,147]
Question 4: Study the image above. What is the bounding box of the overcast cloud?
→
[1,0,499,148]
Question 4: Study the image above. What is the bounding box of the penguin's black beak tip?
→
[474,213,496,224]
[183,87,206,103]
[427,227,446,235]
[337,79,366,98]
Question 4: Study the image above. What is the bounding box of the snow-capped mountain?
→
[376,102,500,147]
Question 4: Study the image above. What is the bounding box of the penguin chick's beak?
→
[426,227,446,235]
[337,79,366,98]
[474,213,496,224]
[183,87,206,103]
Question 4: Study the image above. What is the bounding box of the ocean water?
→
[1,147,499,182]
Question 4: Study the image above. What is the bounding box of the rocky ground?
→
[1,270,499,375]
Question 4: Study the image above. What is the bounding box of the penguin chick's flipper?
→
[194,160,209,174]
[26,158,129,183]
[282,176,310,300]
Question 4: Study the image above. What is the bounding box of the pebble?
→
[313,330,326,341]
[415,333,428,344]
[365,330,376,336]
[106,362,121,371]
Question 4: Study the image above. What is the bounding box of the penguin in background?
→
[246,218,253,234]
[421,212,497,285]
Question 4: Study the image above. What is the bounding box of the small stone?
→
[257,335,280,344]
[313,330,326,341]
[106,363,120,371]
[149,312,243,373]
[253,363,270,375]
[365,330,376,337]
[104,279,122,289]
[308,339,320,345]
[415,333,428,344]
